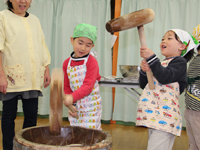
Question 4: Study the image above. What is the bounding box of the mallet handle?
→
[137,25,155,90]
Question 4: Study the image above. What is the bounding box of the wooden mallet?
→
[106,8,155,90]
[49,68,78,136]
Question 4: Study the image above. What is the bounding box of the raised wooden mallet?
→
[106,8,155,90]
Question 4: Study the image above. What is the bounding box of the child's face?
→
[10,0,32,17]
[160,31,185,58]
[70,37,94,58]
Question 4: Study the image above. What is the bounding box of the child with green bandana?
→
[137,29,198,150]
[184,25,200,150]
[62,23,102,130]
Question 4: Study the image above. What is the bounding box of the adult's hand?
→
[0,52,7,94]
[44,66,51,88]
[0,71,7,94]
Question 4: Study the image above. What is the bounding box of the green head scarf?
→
[73,23,97,44]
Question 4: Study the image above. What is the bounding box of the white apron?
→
[136,58,182,136]
[67,55,102,130]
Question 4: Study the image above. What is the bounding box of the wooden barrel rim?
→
[14,125,112,150]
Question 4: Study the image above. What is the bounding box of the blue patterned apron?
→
[136,58,182,136]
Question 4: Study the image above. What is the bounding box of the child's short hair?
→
[197,44,200,52]
[183,49,195,62]
[73,23,97,44]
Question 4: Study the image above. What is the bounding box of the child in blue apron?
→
[63,23,102,130]
[137,29,199,150]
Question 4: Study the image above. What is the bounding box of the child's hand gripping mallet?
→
[106,8,155,90]
[62,93,79,119]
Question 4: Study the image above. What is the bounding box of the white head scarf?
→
[169,29,199,56]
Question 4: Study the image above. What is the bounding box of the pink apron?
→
[67,55,102,130]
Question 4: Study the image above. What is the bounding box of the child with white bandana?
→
[137,29,199,150]
[184,25,200,150]
[62,23,102,130]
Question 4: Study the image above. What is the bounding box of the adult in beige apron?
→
[67,55,102,130]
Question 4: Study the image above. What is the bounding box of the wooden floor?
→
[0,116,189,150]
